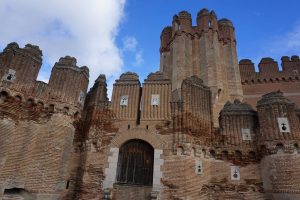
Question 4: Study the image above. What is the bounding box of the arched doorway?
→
[116,139,154,186]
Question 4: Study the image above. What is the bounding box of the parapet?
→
[24,44,42,58]
[196,9,219,32]
[56,56,77,66]
[144,71,170,83]
[95,74,106,83]
[257,91,294,107]
[160,26,172,53]
[160,8,236,52]
[53,56,89,79]
[178,11,192,20]
[3,42,42,61]
[4,42,19,51]
[115,72,140,85]
[218,18,236,43]
[119,72,139,80]
[197,8,209,17]
[218,18,234,28]
[0,42,43,84]
[86,74,109,108]
[182,75,209,90]
[239,56,300,83]
[220,99,256,116]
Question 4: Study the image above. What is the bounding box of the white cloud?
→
[121,36,144,67]
[122,36,138,51]
[133,50,144,66]
[0,0,126,90]
[265,21,300,57]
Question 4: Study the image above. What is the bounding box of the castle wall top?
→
[239,56,300,83]
[53,56,89,79]
[0,42,90,109]
[160,8,236,52]
[3,42,42,62]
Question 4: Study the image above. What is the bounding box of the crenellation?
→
[178,11,193,33]
[218,18,236,44]
[160,9,242,126]
[1,7,300,200]
[240,56,300,84]
[240,56,300,109]
[160,26,172,53]
[0,42,42,84]
[48,56,89,105]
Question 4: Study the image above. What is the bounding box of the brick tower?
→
[160,9,243,126]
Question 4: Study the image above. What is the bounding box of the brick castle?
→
[0,8,300,200]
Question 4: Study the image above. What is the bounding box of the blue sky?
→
[1,0,300,96]
[119,0,300,80]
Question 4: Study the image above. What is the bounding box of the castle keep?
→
[0,8,300,200]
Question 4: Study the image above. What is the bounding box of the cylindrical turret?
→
[178,11,192,33]
[218,18,236,43]
[218,18,243,103]
[160,26,172,53]
[48,56,89,105]
[196,9,218,32]
[219,100,258,147]
[257,91,300,142]
[85,74,108,108]
[0,42,42,84]
[172,14,179,36]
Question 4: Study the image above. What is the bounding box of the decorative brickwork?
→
[1,7,300,200]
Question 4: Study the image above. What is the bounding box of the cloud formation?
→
[121,36,144,67]
[0,0,126,88]
[122,36,138,52]
[265,21,300,58]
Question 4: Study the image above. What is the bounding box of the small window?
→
[63,107,69,113]
[120,95,129,106]
[221,150,229,160]
[209,150,216,158]
[27,99,34,107]
[4,188,23,195]
[15,95,22,102]
[276,143,284,154]
[0,91,8,102]
[151,94,160,106]
[293,69,298,76]
[49,104,55,112]
[66,180,70,189]
[177,146,184,155]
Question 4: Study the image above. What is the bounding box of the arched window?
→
[116,139,154,186]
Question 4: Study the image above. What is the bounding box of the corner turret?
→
[218,18,236,43]
[85,74,108,108]
[160,26,172,53]
[196,9,218,32]
[219,100,258,147]
[178,11,192,33]
[48,56,89,105]
[257,91,300,145]
[0,42,42,84]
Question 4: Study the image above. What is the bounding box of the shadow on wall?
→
[3,188,36,200]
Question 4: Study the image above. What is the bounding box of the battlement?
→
[53,56,89,79]
[160,8,236,53]
[239,56,300,84]
[3,42,42,62]
[0,42,89,110]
